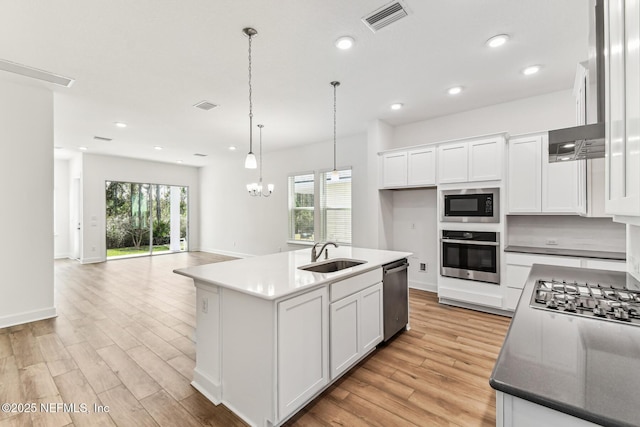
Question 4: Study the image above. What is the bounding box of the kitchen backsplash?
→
[507,215,626,253]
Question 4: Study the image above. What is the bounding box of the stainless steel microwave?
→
[440,188,499,223]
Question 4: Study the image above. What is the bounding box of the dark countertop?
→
[504,245,626,261]
[490,264,640,427]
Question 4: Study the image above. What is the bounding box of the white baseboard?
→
[199,247,253,259]
[409,280,437,293]
[0,306,57,329]
[54,253,71,260]
[191,368,221,405]
[438,298,513,317]
[80,257,105,264]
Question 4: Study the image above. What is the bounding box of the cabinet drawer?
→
[330,268,382,302]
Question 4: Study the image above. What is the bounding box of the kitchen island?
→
[174,246,411,427]
[490,264,640,427]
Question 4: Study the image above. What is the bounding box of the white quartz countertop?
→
[174,247,411,300]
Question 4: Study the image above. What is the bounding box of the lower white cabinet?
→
[330,282,383,379]
[497,391,599,427]
[278,287,329,420]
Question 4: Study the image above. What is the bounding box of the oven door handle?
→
[441,239,499,246]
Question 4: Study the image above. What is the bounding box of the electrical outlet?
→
[546,239,558,246]
[419,263,426,272]
[91,246,96,252]
[201,297,209,314]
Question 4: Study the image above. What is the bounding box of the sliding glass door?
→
[106,181,188,258]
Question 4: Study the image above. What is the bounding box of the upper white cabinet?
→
[508,133,585,214]
[407,147,437,186]
[380,147,436,189]
[438,136,504,184]
[437,142,468,183]
[605,0,640,218]
[381,151,408,188]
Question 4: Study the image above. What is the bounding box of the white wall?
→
[627,225,640,280]
[54,158,71,258]
[507,215,626,252]
[199,133,367,257]
[391,89,576,150]
[0,79,56,328]
[80,154,200,263]
[392,189,438,291]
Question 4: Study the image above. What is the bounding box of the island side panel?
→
[193,281,222,403]
[221,288,276,427]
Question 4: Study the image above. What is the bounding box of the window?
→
[288,173,315,242]
[288,169,352,244]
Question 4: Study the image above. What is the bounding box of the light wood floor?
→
[0,252,510,427]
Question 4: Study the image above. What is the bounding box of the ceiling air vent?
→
[93,136,112,142]
[193,153,208,157]
[362,1,410,33]
[193,101,219,111]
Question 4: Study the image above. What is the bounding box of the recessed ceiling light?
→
[335,36,355,50]
[523,65,541,75]
[114,122,127,128]
[448,86,463,95]
[154,146,163,150]
[54,146,63,150]
[176,160,183,164]
[78,146,88,151]
[486,34,510,48]
[228,146,237,151]
[390,103,403,110]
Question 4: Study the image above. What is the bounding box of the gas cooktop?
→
[530,279,640,326]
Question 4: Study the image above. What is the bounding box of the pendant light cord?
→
[248,34,254,154]
[331,81,340,172]
[258,124,263,183]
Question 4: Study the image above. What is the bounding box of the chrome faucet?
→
[311,242,338,262]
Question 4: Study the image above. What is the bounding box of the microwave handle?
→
[441,239,499,246]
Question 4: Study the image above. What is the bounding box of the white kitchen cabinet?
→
[469,137,504,181]
[407,147,437,186]
[381,151,408,188]
[507,135,542,213]
[330,281,383,379]
[278,287,329,420]
[507,133,585,214]
[437,142,468,183]
[379,147,436,189]
[438,136,504,184]
[605,0,640,218]
[497,391,599,427]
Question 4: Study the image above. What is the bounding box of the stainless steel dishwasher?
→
[382,258,409,341]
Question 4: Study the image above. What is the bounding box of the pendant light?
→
[330,81,340,182]
[247,124,274,197]
[243,27,258,169]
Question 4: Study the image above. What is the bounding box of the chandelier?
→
[247,124,274,197]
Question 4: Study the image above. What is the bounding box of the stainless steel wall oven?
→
[441,230,500,284]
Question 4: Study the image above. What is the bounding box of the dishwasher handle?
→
[384,262,409,275]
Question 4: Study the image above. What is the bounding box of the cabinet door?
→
[360,283,383,353]
[508,135,542,213]
[381,152,408,188]
[542,136,581,212]
[329,292,360,379]
[605,0,640,215]
[469,137,503,181]
[407,147,436,186]
[278,287,328,419]
[437,142,468,183]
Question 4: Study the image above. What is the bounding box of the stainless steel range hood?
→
[548,0,605,162]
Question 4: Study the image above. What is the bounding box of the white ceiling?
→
[0,0,588,166]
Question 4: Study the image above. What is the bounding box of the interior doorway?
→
[105,181,188,259]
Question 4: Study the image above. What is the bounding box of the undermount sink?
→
[299,258,366,273]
